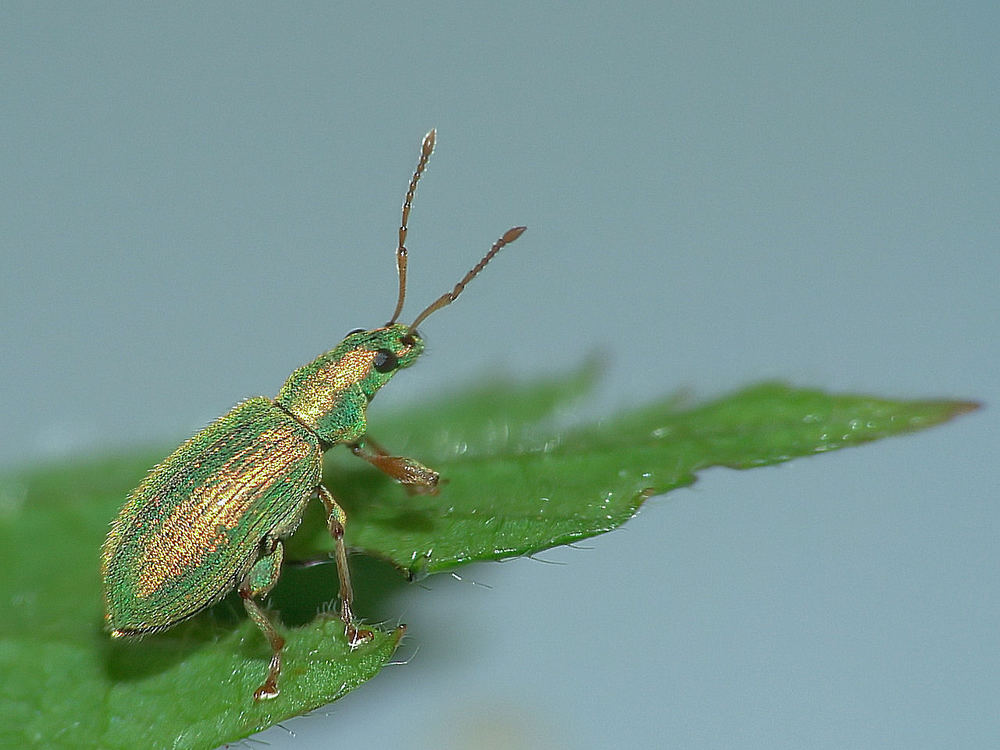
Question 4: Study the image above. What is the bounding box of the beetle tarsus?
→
[253,656,282,701]
[346,622,375,648]
[350,438,441,495]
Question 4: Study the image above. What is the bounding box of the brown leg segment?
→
[317,484,373,646]
[350,437,440,495]
[239,539,285,700]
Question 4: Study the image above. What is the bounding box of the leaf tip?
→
[950,400,982,417]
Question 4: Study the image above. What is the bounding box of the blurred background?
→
[2,3,997,748]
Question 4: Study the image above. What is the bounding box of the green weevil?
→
[101,130,525,700]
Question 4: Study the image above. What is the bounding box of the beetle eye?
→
[373,348,398,373]
[346,328,364,336]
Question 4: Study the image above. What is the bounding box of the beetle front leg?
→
[239,538,285,701]
[350,436,440,495]
[317,484,374,647]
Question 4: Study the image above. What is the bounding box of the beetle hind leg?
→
[239,539,286,701]
[318,484,374,646]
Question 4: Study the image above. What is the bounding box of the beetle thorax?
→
[274,324,423,444]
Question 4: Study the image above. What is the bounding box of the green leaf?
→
[294,377,978,578]
[0,365,976,749]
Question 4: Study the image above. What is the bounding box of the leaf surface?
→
[0,366,976,748]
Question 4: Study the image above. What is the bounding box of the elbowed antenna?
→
[387,129,437,326]
[407,225,527,334]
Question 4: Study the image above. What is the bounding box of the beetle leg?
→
[317,484,374,647]
[350,437,440,495]
[239,538,285,701]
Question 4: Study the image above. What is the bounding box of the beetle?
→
[101,130,525,700]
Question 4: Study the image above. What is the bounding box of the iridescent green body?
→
[101,130,526,700]
[102,327,421,635]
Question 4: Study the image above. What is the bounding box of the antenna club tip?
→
[423,129,437,154]
[504,226,527,243]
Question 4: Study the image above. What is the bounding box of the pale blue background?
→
[2,3,997,748]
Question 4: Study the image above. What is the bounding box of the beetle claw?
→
[254,681,280,701]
